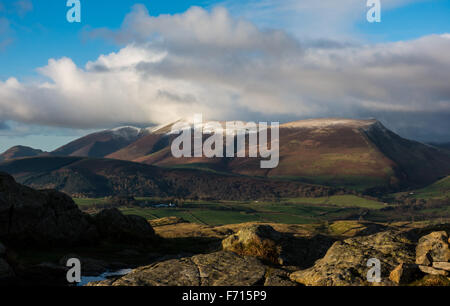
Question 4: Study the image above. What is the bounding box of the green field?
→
[284,195,386,209]
[73,197,109,207]
[75,195,388,226]
[408,176,450,200]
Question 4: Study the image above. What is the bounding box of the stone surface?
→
[418,265,449,276]
[432,261,450,271]
[264,268,298,286]
[411,274,450,286]
[222,224,334,267]
[18,262,68,285]
[222,225,283,264]
[289,231,416,286]
[0,172,99,246]
[415,231,449,265]
[94,208,156,244]
[389,263,424,285]
[102,251,265,286]
[86,279,115,286]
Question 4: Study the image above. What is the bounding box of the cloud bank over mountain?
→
[0,5,449,141]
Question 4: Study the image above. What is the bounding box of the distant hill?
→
[51,126,150,158]
[0,156,340,200]
[0,146,44,162]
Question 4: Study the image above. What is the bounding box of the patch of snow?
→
[281,118,378,129]
[108,126,142,139]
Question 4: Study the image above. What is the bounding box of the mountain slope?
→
[102,118,450,191]
[51,126,148,158]
[231,119,450,190]
[0,146,44,162]
[41,118,450,192]
[0,156,340,200]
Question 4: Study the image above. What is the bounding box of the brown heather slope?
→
[0,146,44,162]
[51,126,148,158]
[10,118,447,192]
[101,118,450,191]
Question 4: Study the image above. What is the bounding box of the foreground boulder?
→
[0,173,157,248]
[222,225,282,264]
[0,172,98,246]
[90,251,266,286]
[222,224,334,267]
[416,231,449,266]
[389,263,424,285]
[289,231,416,286]
[415,231,449,277]
[94,208,156,244]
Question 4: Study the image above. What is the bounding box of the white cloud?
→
[0,17,13,50]
[0,5,449,141]
[218,0,431,40]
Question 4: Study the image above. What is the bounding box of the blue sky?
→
[0,0,209,79]
[2,0,450,79]
[1,0,450,152]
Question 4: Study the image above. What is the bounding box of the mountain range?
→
[1,118,449,197]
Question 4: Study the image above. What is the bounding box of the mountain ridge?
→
[1,118,449,193]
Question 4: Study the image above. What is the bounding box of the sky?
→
[0,0,450,152]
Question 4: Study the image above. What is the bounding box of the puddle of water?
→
[78,268,133,286]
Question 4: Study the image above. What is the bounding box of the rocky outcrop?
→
[415,231,449,277]
[0,173,157,247]
[222,224,334,267]
[289,228,450,286]
[289,231,416,286]
[264,268,298,286]
[222,225,282,264]
[91,251,266,286]
[94,208,156,244]
[0,172,98,246]
[389,263,424,284]
[416,231,449,265]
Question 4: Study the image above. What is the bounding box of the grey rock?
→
[106,251,266,286]
[415,231,449,265]
[222,224,334,267]
[191,252,265,286]
[290,231,416,286]
[0,172,99,246]
[432,261,450,271]
[418,265,448,276]
[94,208,156,244]
[86,279,115,286]
[264,268,298,286]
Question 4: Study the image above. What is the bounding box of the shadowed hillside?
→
[0,156,341,200]
[0,146,44,162]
